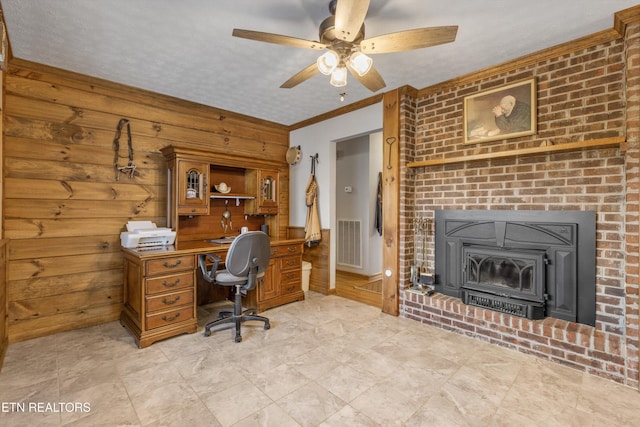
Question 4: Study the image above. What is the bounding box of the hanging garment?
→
[304,173,321,246]
[374,171,383,236]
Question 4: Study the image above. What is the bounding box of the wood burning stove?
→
[461,246,546,319]
[434,210,596,325]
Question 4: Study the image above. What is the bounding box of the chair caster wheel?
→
[264,323,271,330]
[204,329,211,337]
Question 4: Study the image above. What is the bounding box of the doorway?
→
[334,132,383,308]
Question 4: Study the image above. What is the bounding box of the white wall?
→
[289,102,383,289]
[368,132,383,274]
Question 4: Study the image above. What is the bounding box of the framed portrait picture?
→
[464,78,536,144]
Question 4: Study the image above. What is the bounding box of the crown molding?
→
[416,5,640,98]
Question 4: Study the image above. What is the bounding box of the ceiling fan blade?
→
[346,63,386,92]
[232,29,326,50]
[334,0,371,42]
[280,63,320,89]
[360,26,458,54]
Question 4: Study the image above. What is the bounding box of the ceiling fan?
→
[232,0,458,92]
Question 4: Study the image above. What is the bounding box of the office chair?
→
[198,231,271,342]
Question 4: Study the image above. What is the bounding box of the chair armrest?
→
[198,253,222,283]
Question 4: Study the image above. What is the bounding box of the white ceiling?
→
[1,0,637,126]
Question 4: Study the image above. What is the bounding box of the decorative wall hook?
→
[113,118,136,180]
[310,153,319,175]
[385,137,396,169]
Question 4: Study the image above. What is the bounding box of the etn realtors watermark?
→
[2,401,91,413]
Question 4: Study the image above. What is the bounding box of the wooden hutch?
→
[119,146,304,348]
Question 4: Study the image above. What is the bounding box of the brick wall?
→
[400,18,639,389]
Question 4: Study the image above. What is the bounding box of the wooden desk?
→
[120,239,304,348]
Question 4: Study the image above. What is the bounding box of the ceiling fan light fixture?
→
[317,50,340,75]
[233,2,456,93]
[349,51,372,76]
[330,65,347,87]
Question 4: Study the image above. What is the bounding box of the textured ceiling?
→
[1,0,637,126]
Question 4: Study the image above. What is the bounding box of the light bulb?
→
[330,66,347,87]
[349,51,372,76]
[317,50,339,75]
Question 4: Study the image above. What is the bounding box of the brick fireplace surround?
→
[399,10,639,389]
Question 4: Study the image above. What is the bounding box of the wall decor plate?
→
[286,146,301,165]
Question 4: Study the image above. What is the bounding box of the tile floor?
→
[1,292,639,426]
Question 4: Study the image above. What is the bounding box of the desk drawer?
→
[280,269,302,289]
[146,289,193,313]
[146,306,194,330]
[271,244,301,257]
[146,271,193,294]
[146,255,194,276]
[281,269,301,295]
[279,256,301,271]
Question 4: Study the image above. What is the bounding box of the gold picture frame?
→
[464,78,536,144]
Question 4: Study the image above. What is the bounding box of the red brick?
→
[405,28,635,388]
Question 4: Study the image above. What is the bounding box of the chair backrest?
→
[225,231,271,289]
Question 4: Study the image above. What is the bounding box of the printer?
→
[120,221,176,249]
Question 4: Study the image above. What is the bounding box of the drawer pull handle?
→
[287,247,296,253]
[163,260,182,268]
[286,286,295,292]
[286,273,296,279]
[286,260,296,266]
[161,279,180,288]
[161,312,180,322]
[162,296,181,305]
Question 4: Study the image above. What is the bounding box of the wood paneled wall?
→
[287,227,330,294]
[3,59,289,342]
[0,55,6,368]
[0,240,7,371]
